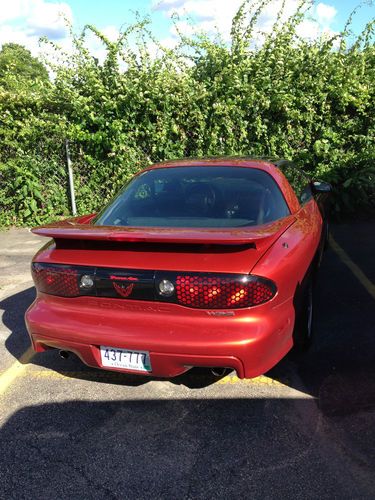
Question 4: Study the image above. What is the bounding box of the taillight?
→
[32,263,276,308]
[174,274,276,309]
[31,263,152,299]
[32,263,81,297]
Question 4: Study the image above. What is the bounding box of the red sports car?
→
[26,157,331,379]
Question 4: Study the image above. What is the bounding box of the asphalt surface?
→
[0,225,374,499]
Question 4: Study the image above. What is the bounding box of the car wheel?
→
[293,279,314,351]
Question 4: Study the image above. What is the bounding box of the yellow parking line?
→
[329,235,375,301]
[217,374,287,386]
[0,347,34,397]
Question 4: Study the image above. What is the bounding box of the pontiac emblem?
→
[113,282,134,298]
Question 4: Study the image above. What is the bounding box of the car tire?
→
[293,279,314,351]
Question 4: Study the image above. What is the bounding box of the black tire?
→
[293,279,314,351]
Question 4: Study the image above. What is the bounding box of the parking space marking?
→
[218,374,287,386]
[0,347,34,397]
[330,235,375,301]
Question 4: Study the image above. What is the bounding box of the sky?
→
[0,0,373,60]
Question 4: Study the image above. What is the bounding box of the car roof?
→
[146,156,293,170]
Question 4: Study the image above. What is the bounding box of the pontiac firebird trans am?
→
[26,157,331,379]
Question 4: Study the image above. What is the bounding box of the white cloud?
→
[0,0,29,24]
[316,2,337,26]
[153,0,187,11]
[27,0,72,39]
[156,0,241,39]
[0,0,121,68]
[0,0,73,58]
[101,25,120,42]
[153,0,338,43]
[0,23,32,49]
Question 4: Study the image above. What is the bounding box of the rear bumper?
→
[25,294,295,379]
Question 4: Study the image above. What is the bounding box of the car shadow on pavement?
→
[1,286,36,361]
[1,243,375,406]
[3,396,374,499]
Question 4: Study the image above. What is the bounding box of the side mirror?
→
[311,181,332,194]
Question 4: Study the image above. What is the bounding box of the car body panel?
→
[26,291,294,379]
[25,157,327,379]
[252,199,322,301]
[32,215,295,245]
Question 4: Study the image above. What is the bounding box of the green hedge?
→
[0,0,374,226]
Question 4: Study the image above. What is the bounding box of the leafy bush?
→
[0,0,374,226]
[0,156,70,226]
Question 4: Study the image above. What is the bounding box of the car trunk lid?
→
[32,215,295,274]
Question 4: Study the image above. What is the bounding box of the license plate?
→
[100,346,151,372]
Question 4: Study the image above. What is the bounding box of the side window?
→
[300,184,313,204]
[278,162,312,205]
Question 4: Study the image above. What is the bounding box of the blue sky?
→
[70,0,373,37]
[0,0,373,58]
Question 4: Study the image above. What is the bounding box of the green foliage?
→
[0,1,374,226]
[0,155,70,226]
[0,43,49,85]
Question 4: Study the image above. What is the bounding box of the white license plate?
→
[100,346,151,372]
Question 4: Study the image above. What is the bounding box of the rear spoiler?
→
[32,215,295,247]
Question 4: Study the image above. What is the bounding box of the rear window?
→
[95,166,290,228]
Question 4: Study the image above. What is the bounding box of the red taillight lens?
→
[31,263,276,308]
[175,274,276,309]
[32,263,80,297]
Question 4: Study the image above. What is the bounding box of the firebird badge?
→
[113,282,134,298]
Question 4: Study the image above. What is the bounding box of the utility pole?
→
[65,139,77,216]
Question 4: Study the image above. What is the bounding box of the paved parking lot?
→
[1,224,374,499]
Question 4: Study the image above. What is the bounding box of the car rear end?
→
[26,246,296,378]
[25,161,305,378]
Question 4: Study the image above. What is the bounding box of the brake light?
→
[32,263,80,297]
[175,274,276,309]
[31,263,276,309]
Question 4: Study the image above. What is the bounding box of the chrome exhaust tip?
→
[211,367,228,377]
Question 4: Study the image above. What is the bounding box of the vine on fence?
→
[0,0,374,226]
